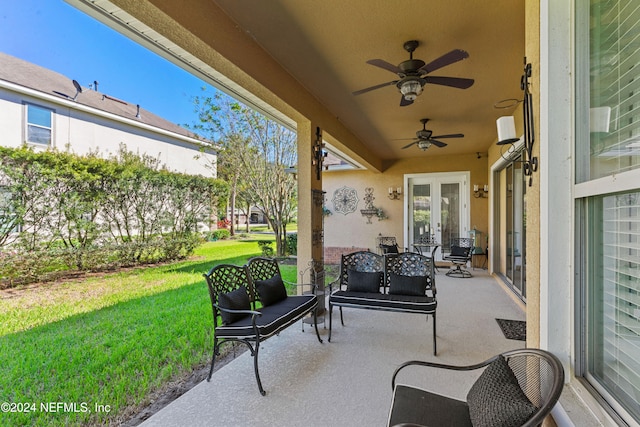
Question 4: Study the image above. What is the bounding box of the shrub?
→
[208,229,231,241]
[257,240,274,257]
[286,233,297,255]
[0,234,200,288]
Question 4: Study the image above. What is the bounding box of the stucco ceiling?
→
[211,0,525,162]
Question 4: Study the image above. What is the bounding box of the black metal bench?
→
[328,251,437,355]
[203,257,323,395]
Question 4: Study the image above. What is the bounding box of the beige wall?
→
[323,153,489,251]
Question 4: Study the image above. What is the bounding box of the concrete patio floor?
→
[139,269,553,426]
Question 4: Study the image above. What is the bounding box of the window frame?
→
[24,102,54,146]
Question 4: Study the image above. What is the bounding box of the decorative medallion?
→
[332,186,358,215]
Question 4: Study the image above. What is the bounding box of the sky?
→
[0,0,214,129]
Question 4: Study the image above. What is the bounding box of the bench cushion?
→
[255,274,288,307]
[347,269,382,293]
[330,291,436,313]
[388,273,427,296]
[216,294,317,339]
[218,286,251,324]
[466,355,537,427]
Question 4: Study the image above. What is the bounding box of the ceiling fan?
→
[353,40,474,106]
[400,118,464,150]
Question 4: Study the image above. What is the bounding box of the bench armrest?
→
[328,277,341,293]
[213,303,262,318]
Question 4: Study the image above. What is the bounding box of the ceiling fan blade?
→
[431,133,464,139]
[402,140,419,149]
[400,96,413,107]
[429,139,448,148]
[424,76,474,89]
[420,49,469,74]
[366,59,402,74]
[352,80,398,95]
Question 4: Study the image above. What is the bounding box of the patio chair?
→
[378,235,402,254]
[443,237,473,278]
[388,348,565,427]
[413,234,440,272]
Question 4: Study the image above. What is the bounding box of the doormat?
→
[495,318,526,341]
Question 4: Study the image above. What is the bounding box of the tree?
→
[190,89,297,255]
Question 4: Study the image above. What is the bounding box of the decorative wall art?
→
[332,186,358,215]
[360,187,387,223]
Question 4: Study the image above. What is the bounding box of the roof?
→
[0,52,205,142]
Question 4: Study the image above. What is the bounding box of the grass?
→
[0,235,296,426]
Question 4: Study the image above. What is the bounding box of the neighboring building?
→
[0,52,217,175]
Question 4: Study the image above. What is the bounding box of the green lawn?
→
[0,236,296,426]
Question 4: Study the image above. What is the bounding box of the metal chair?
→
[388,348,565,427]
[377,235,401,254]
[443,237,473,278]
[413,234,440,272]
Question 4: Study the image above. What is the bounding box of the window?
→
[25,103,53,145]
[576,0,640,181]
[576,1,640,424]
[584,191,640,422]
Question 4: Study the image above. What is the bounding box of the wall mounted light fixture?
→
[473,184,488,198]
[312,126,327,180]
[496,116,519,145]
[388,187,402,200]
[495,58,538,187]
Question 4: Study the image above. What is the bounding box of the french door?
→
[405,173,469,260]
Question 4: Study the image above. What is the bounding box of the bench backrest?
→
[338,251,385,289]
[338,251,435,294]
[204,257,287,320]
[246,257,281,284]
[203,263,256,321]
[385,252,435,294]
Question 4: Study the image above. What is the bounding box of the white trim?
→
[539,0,574,373]
[574,168,640,198]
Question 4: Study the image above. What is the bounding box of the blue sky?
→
[0,0,213,129]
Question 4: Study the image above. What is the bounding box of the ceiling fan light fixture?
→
[400,79,423,101]
[418,140,431,150]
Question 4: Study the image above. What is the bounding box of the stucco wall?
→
[323,152,489,251]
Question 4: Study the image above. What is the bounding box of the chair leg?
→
[312,307,323,343]
[446,263,472,278]
[328,303,333,342]
[339,306,345,326]
[252,340,266,396]
[207,337,220,381]
[432,313,437,356]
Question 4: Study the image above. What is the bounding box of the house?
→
[0,52,217,176]
[51,1,640,425]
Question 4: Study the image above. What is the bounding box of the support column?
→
[297,121,325,311]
